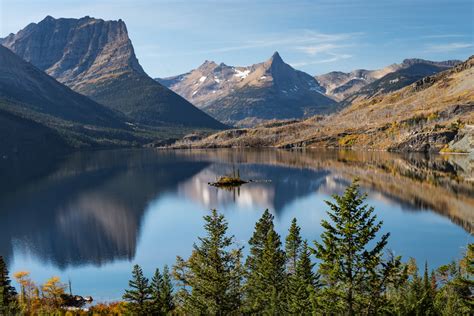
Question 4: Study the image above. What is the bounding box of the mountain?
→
[317,58,461,102]
[157,52,337,127]
[1,16,226,129]
[178,56,474,153]
[0,45,125,128]
[0,107,69,158]
[0,45,150,149]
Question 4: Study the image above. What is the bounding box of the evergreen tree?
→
[0,256,17,315]
[123,264,151,315]
[313,180,400,315]
[285,218,302,275]
[160,266,174,314]
[174,209,243,315]
[244,209,286,313]
[150,265,174,315]
[287,240,319,314]
[150,268,164,314]
[246,209,274,275]
[421,262,435,314]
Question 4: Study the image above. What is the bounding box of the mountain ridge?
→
[2,16,227,129]
[316,58,462,101]
[157,51,337,127]
[176,55,474,153]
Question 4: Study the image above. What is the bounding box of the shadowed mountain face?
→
[0,45,125,128]
[317,58,461,102]
[157,52,337,127]
[0,107,69,162]
[1,16,226,129]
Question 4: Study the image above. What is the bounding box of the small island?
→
[209,168,248,189]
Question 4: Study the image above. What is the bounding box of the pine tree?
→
[160,266,174,314]
[0,256,17,315]
[150,268,164,314]
[150,265,174,315]
[285,218,302,275]
[287,240,319,314]
[175,209,243,315]
[421,262,435,314]
[123,264,151,315]
[244,209,286,313]
[313,180,398,315]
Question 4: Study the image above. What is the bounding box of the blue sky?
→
[1,0,473,77]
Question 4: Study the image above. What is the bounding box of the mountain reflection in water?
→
[0,148,472,272]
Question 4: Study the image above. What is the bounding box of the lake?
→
[0,148,472,301]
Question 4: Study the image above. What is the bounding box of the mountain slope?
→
[2,16,226,129]
[317,58,460,102]
[157,52,337,127]
[0,45,125,128]
[0,107,69,157]
[179,56,474,153]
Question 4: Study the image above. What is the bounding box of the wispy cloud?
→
[290,53,352,67]
[422,34,467,39]
[425,42,473,53]
[143,30,361,57]
[294,43,346,56]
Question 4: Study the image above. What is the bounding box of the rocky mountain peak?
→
[4,16,226,129]
[2,16,145,90]
[264,51,286,69]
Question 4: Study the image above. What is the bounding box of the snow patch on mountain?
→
[234,69,250,79]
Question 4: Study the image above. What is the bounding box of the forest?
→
[0,181,472,315]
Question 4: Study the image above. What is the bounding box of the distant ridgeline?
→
[177,56,474,153]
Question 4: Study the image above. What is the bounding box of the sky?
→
[1,0,473,77]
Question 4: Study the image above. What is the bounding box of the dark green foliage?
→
[244,209,286,313]
[123,264,151,315]
[313,180,402,315]
[287,240,320,314]
[150,266,174,315]
[173,209,243,314]
[285,218,302,275]
[0,256,17,315]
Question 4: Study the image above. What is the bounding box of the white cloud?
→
[425,42,473,52]
[151,30,361,57]
[290,53,352,67]
[294,43,345,56]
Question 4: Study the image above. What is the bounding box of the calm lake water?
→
[0,148,472,301]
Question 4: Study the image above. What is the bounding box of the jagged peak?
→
[269,51,284,63]
[200,60,218,66]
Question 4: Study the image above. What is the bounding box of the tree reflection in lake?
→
[0,148,471,297]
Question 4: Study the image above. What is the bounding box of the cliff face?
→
[2,16,227,129]
[158,52,337,127]
[2,16,145,90]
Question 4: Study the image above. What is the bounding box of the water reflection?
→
[0,150,209,268]
[0,148,472,271]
